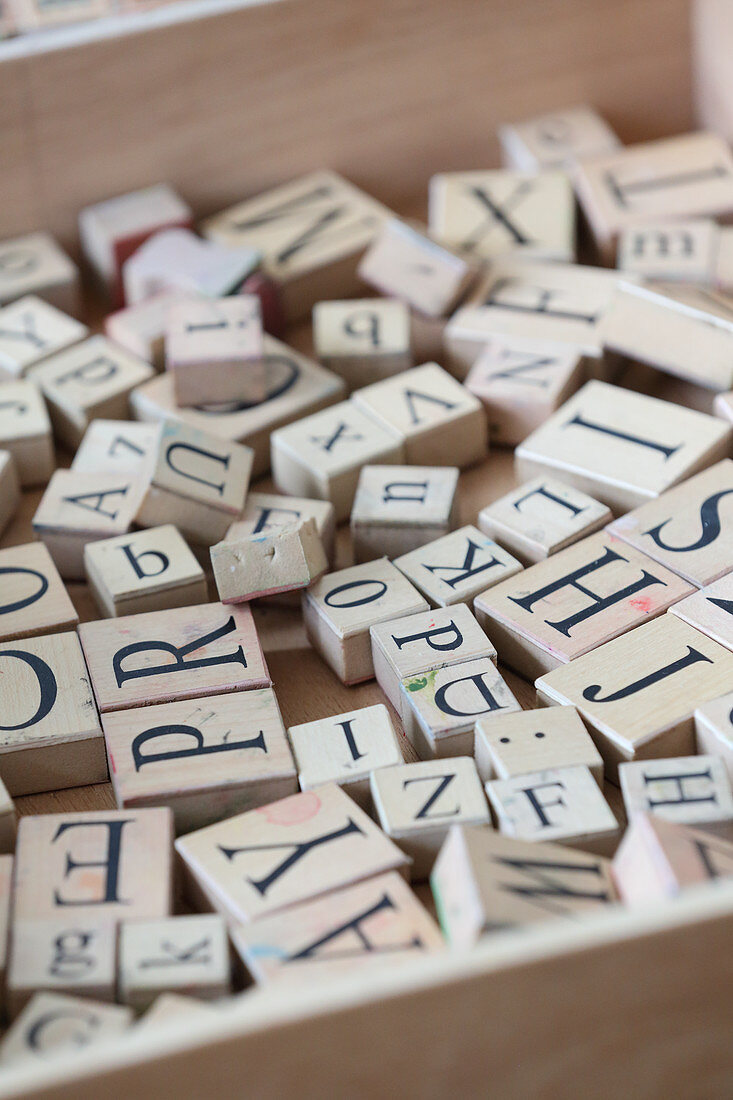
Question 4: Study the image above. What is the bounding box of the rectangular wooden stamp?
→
[616,219,719,284]
[498,106,620,170]
[229,492,336,565]
[395,524,523,608]
[351,464,460,564]
[71,419,161,476]
[7,919,117,1019]
[0,448,19,536]
[0,541,78,642]
[313,298,412,391]
[695,689,733,781]
[122,228,259,306]
[670,574,733,655]
[119,914,231,1011]
[0,992,133,1067]
[0,296,88,381]
[619,755,733,839]
[211,519,328,603]
[0,378,55,486]
[0,231,80,316]
[474,704,604,786]
[105,289,203,369]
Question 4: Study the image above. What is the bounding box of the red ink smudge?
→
[256,790,322,826]
[630,597,654,613]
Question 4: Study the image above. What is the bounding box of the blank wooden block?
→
[122,229,260,306]
[32,469,144,580]
[211,518,328,603]
[0,776,16,854]
[478,476,612,565]
[429,170,575,262]
[0,856,12,1013]
[0,378,54,487]
[270,400,404,523]
[28,335,154,449]
[130,334,346,479]
[608,459,733,587]
[619,756,733,840]
[574,132,733,262]
[0,296,88,381]
[0,542,78,642]
[175,783,410,924]
[351,464,459,563]
[119,915,230,1012]
[536,615,733,781]
[105,289,204,369]
[302,559,429,684]
[465,336,586,446]
[84,524,207,618]
[230,492,336,567]
[370,602,497,718]
[671,574,733,654]
[473,530,693,681]
[79,601,270,713]
[7,920,117,1019]
[0,232,80,315]
[0,631,105,796]
[13,808,174,922]
[167,296,265,407]
[0,992,132,1067]
[475,705,604,786]
[0,448,19,535]
[231,871,443,987]
[487,764,620,856]
[203,171,391,323]
[515,380,733,515]
[79,183,193,304]
[287,704,403,809]
[612,812,733,906]
[498,106,620,171]
[313,298,412,391]
[71,419,160,476]
[695,690,733,781]
[400,657,521,760]
[135,420,253,546]
[357,218,475,318]
[351,362,488,468]
[395,524,523,609]
[616,219,720,283]
[431,824,615,947]
[104,688,297,833]
[370,757,490,880]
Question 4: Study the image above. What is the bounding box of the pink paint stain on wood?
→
[257,790,322,826]
[629,596,654,613]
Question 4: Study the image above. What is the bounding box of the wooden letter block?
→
[0,448,19,536]
[231,871,443,987]
[671,574,733,654]
[431,824,615,947]
[105,289,204,369]
[79,601,269,712]
[28,336,154,449]
[498,106,620,171]
[84,524,207,618]
[608,459,733,587]
[0,992,132,1067]
[13,808,174,922]
[175,783,409,923]
[211,518,327,603]
[0,379,54,487]
[370,602,496,718]
[616,219,720,284]
[611,812,733,906]
[302,559,429,684]
[536,615,733,781]
[400,657,521,759]
[486,764,620,856]
[203,171,391,322]
[573,132,733,262]
[0,296,88,382]
[478,476,612,565]
[395,524,523,608]
[104,688,297,833]
[229,492,336,566]
[71,419,160,476]
[78,183,193,304]
[351,464,459,563]
[0,631,105,796]
[619,755,733,839]
[130,334,346,479]
[465,336,585,446]
[475,705,604,786]
[695,689,733,781]
[119,914,230,1012]
[473,531,693,680]
[370,757,490,880]
[7,920,117,1019]
[429,170,575,262]
[270,400,404,522]
[515,380,732,514]
[352,362,488,468]
[166,295,266,407]
[0,232,80,315]
[135,420,253,546]
[0,776,15,853]
[287,704,403,809]
[32,470,144,580]
[122,229,259,306]
[0,542,78,642]
[357,218,475,318]
[313,298,412,391]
